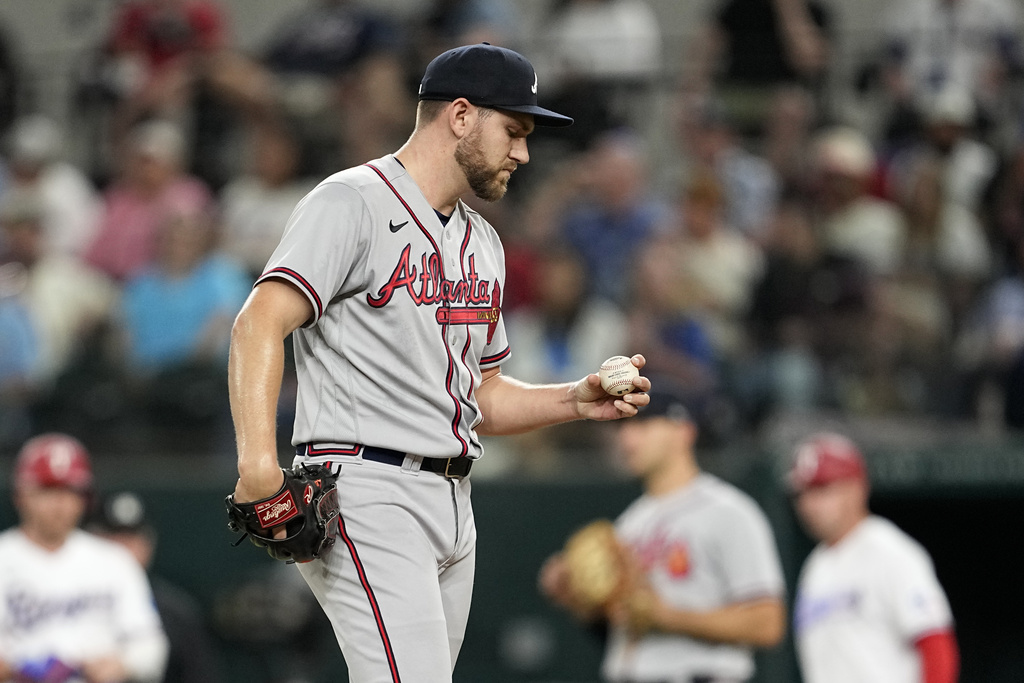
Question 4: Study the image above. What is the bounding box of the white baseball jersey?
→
[603,474,786,683]
[794,515,954,683]
[257,154,509,459]
[0,528,168,682]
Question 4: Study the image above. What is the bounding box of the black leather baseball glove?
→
[225,464,340,563]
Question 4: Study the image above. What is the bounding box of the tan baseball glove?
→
[560,519,629,611]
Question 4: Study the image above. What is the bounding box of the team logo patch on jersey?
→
[634,534,693,579]
[255,489,299,529]
[665,544,691,577]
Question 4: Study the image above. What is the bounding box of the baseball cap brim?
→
[497,104,574,127]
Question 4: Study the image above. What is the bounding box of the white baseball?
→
[599,355,639,396]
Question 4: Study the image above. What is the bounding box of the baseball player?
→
[539,389,787,683]
[789,432,960,683]
[88,491,225,683]
[227,43,651,683]
[0,433,169,683]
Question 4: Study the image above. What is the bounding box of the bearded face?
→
[455,123,512,202]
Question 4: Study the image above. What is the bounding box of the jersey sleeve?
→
[884,541,954,641]
[479,318,510,368]
[109,551,169,682]
[716,494,786,602]
[257,180,371,326]
[478,226,510,369]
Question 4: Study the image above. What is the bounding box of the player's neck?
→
[21,525,71,552]
[824,512,869,547]
[394,139,466,215]
[645,454,700,497]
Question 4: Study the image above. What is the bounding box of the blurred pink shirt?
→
[86,177,212,281]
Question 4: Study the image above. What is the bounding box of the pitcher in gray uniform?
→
[540,389,785,683]
[227,43,651,683]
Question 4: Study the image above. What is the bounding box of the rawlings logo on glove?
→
[226,464,340,563]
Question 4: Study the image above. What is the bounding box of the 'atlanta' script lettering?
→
[366,247,492,308]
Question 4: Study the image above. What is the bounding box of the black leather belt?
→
[297,444,472,479]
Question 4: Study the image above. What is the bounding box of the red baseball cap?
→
[14,433,93,493]
[787,432,867,492]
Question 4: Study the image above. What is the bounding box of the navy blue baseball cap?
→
[633,388,695,423]
[418,43,573,127]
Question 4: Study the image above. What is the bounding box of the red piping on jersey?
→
[364,162,470,457]
[304,444,361,457]
[457,218,482,451]
[261,267,324,320]
[481,347,511,365]
[337,513,402,682]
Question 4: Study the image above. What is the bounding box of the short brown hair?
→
[415,100,496,129]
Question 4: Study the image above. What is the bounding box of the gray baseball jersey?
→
[604,474,786,683]
[255,153,511,682]
[256,153,510,459]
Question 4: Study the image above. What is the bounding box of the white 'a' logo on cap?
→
[531,72,538,95]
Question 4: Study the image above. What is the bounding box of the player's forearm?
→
[120,629,170,683]
[228,307,288,479]
[654,598,786,648]
[475,373,580,435]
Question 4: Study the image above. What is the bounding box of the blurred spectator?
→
[627,181,725,409]
[894,155,992,316]
[115,207,248,443]
[261,0,413,172]
[686,0,833,136]
[86,119,213,282]
[503,246,627,385]
[0,20,20,139]
[218,122,315,278]
[879,0,1023,148]
[99,0,276,186]
[500,246,630,472]
[88,490,226,683]
[0,264,37,449]
[885,84,999,219]
[638,170,765,360]
[759,85,821,194]
[118,208,248,372]
[524,129,669,306]
[954,237,1024,428]
[810,126,908,276]
[1,115,102,257]
[789,433,960,683]
[0,189,118,389]
[0,433,169,683]
[992,141,1024,265]
[532,0,663,149]
[416,0,521,58]
[743,198,847,419]
[677,96,781,242]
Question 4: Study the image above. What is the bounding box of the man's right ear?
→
[448,98,474,138]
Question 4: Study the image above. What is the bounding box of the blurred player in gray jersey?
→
[227,43,650,683]
[540,389,786,683]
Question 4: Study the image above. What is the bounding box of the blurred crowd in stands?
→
[3,0,1024,471]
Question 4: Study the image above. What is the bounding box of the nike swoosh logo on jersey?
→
[389,220,408,233]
